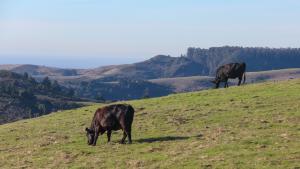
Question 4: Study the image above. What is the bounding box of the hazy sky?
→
[0,0,299,68]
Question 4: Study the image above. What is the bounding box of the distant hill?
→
[2,47,300,81]
[0,55,202,81]
[99,55,204,80]
[0,64,80,78]
[0,70,82,124]
[75,78,173,101]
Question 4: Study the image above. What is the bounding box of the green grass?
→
[0,80,300,169]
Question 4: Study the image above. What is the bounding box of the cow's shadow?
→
[135,136,192,143]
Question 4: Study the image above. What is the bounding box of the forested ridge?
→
[0,70,82,124]
[186,46,300,75]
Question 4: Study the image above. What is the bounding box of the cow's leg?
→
[224,80,228,88]
[120,131,127,144]
[238,77,242,86]
[92,129,100,146]
[215,82,220,89]
[107,130,112,143]
[125,125,132,144]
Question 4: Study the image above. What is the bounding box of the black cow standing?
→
[211,62,246,88]
[85,104,134,146]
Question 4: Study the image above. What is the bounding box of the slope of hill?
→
[0,70,82,124]
[150,68,300,92]
[98,55,204,80]
[0,79,299,168]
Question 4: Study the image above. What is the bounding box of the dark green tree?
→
[39,76,52,92]
[142,88,150,99]
[51,80,61,94]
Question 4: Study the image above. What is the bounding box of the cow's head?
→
[210,79,220,88]
[85,128,95,145]
[210,79,217,84]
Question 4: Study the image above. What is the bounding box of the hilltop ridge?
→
[2,47,300,81]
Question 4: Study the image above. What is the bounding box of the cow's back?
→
[94,104,134,130]
[110,104,134,126]
[217,63,245,79]
[92,107,119,130]
[216,63,234,79]
[228,63,245,77]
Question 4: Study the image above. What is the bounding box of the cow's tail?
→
[243,72,246,84]
[128,105,134,117]
[126,105,134,125]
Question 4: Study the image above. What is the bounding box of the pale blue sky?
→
[0,0,299,68]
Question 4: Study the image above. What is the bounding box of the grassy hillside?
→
[0,80,299,168]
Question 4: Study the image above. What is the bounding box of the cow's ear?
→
[85,128,90,132]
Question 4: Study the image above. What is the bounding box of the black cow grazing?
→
[211,62,246,88]
[85,104,134,146]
